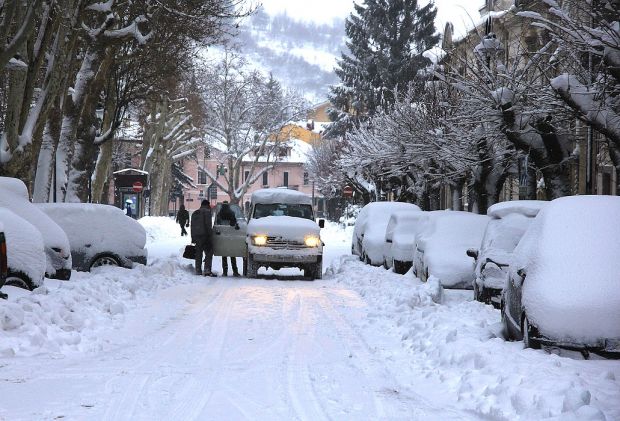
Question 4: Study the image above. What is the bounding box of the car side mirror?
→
[466,248,479,260]
[318,219,325,229]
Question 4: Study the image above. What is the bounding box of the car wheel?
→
[522,315,541,350]
[5,271,36,291]
[90,254,120,270]
[246,255,258,278]
[242,258,248,277]
[393,260,402,274]
[305,261,322,280]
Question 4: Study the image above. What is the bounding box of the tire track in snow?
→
[284,289,331,421]
[100,281,227,421]
[166,286,236,419]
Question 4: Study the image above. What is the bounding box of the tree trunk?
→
[65,49,113,202]
[501,110,572,200]
[56,48,104,201]
[33,98,63,202]
[608,142,620,196]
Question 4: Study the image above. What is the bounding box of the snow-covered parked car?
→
[413,211,489,288]
[0,208,46,290]
[468,200,546,308]
[383,211,428,274]
[0,177,72,280]
[37,203,147,271]
[352,201,421,266]
[246,188,324,279]
[502,196,620,357]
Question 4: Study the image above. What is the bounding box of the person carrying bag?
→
[191,200,215,276]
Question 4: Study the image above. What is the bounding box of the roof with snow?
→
[251,188,312,205]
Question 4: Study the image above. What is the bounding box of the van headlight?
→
[252,235,268,246]
[304,235,321,248]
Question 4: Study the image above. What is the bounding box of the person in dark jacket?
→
[176,204,189,236]
[191,200,214,276]
[218,201,240,277]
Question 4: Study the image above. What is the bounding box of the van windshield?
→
[253,203,314,220]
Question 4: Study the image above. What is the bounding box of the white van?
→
[244,189,324,279]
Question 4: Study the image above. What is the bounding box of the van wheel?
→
[5,271,35,291]
[306,262,322,280]
[246,255,258,278]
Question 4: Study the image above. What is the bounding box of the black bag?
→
[183,244,196,259]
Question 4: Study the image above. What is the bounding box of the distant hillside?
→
[236,9,346,102]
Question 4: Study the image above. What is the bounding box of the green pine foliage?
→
[328,0,439,136]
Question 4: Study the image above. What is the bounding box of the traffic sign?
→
[343,185,353,198]
[132,181,144,193]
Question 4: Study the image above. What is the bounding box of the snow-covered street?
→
[1,219,619,420]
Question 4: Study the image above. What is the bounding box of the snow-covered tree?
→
[327,0,439,138]
[441,32,575,200]
[198,51,307,204]
[519,0,620,192]
[141,97,201,216]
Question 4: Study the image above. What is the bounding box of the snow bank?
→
[0,261,205,357]
[417,211,489,288]
[138,216,180,243]
[328,254,620,421]
[247,216,320,240]
[513,195,620,344]
[487,200,547,219]
[38,203,146,261]
[0,208,45,286]
[251,188,312,205]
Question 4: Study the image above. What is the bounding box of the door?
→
[212,204,247,257]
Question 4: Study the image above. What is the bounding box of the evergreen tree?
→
[327,0,439,136]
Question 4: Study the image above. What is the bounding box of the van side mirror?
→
[466,248,479,260]
[318,219,325,229]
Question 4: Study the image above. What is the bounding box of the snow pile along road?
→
[328,257,620,421]
[0,217,198,357]
[0,262,203,357]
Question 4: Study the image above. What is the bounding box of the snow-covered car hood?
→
[513,196,620,344]
[247,216,320,241]
[0,208,46,286]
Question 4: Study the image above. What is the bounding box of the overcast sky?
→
[258,0,484,38]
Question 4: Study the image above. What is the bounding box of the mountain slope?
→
[237,10,346,102]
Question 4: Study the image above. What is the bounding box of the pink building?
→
[175,138,325,216]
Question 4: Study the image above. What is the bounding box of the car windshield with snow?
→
[245,188,324,279]
[0,177,72,280]
[503,196,620,358]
